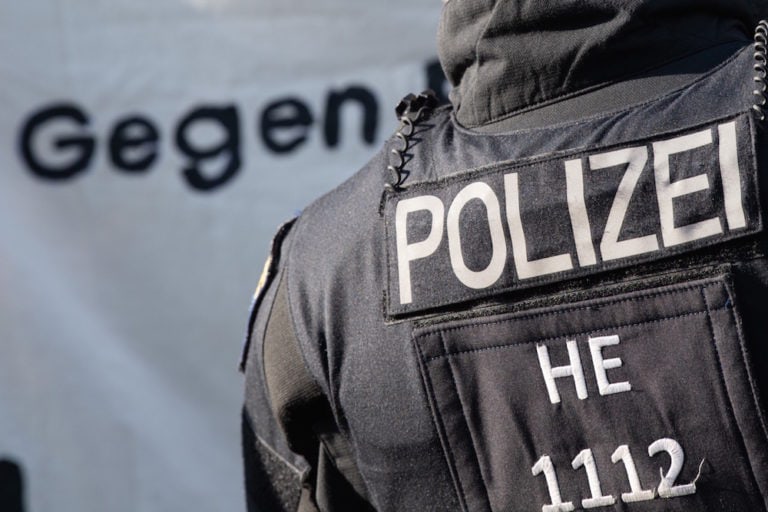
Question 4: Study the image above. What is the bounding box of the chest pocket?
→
[413,274,768,511]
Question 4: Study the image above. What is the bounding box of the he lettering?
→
[395,121,746,305]
[536,341,588,404]
[537,335,631,404]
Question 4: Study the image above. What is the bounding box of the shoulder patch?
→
[384,113,761,316]
[239,218,297,372]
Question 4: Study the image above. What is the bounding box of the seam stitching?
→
[439,331,494,508]
[701,286,768,503]
[720,283,768,442]
[424,307,726,363]
[413,337,471,511]
[456,42,747,131]
[253,432,305,477]
[416,282,716,339]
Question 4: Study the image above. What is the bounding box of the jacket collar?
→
[438,0,762,129]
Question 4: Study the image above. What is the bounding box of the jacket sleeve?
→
[241,224,374,512]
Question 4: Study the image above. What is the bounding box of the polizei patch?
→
[383,113,760,316]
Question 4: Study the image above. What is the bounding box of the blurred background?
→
[0,1,445,510]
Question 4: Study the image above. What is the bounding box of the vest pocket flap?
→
[413,275,768,511]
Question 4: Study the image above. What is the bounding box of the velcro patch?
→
[413,276,768,511]
[384,113,760,316]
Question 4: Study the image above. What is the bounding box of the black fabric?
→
[242,256,374,512]
[0,459,24,512]
[438,0,761,127]
[241,217,297,372]
[236,8,768,511]
[473,42,742,133]
[262,277,374,511]
[313,436,375,512]
[264,276,327,459]
[242,409,303,512]
[413,275,768,511]
[731,261,768,419]
[277,36,768,511]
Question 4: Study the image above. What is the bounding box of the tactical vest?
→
[251,43,768,511]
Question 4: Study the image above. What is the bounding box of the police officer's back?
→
[242,1,768,510]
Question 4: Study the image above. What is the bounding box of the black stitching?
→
[412,338,471,511]
[453,44,748,134]
[416,281,718,341]
[399,113,749,192]
[439,332,493,509]
[701,286,768,501]
[716,282,768,444]
[423,308,728,363]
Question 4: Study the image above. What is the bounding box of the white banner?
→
[0,1,444,510]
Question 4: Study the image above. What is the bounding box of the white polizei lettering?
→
[395,195,445,304]
[718,121,747,230]
[447,182,508,289]
[537,341,588,404]
[589,146,659,261]
[653,129,723,247]
[394,120,751,308]
[564,159,597,267]
[504,173,573,279]
[588,335,632,396]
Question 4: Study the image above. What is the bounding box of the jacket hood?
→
[438,0,763,128]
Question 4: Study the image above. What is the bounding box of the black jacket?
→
[242,2,768,510]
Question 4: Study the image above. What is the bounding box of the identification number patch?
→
[384,114,760,316]
[412,276,768,511]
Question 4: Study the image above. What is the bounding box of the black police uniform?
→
[241,2,768,510]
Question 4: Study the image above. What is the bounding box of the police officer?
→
[242,1,768,510]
